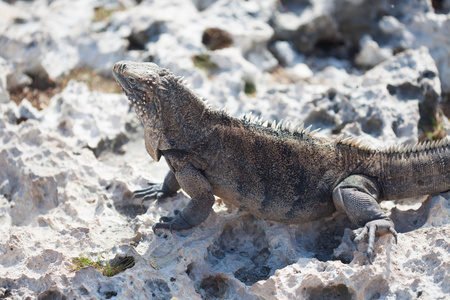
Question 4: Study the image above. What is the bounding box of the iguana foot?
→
[353,219,398,263]
[153,210,193,233]
[133,182,177,202]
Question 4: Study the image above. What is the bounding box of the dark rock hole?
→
[0,290,13,299]
[432,0,450,13]
[104,291,118,299]
[313,39,359,60]
[127,22,165,51]
[306,284,354,300]
[37,288,67,300]
[206,215,275,285]
[9,72,57,110]
[202,27,233,51]
[313,227,347,262]
[198,275,229,300]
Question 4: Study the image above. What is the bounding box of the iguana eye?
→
[127,75,138,85]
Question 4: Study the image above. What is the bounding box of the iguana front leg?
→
[332,174,398,263]
[153,159,215,232]
[133,170,180,202]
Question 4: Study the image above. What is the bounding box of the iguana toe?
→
[133,183,159,200]
[159,216,173,222]
[133,182,176,202]
[153,213,193,233]
[353,219,398,263]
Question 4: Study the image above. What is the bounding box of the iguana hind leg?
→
[133,170,180,202]
[332,174,398,263]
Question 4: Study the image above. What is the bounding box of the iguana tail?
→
[378,139,450,199]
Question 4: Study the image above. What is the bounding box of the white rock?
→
[287,63,314,81]
[78,31,131,75]
[204,0,276,54]
[17,99,41,121]
[355,35,392,67]
[246,47,278,72]
[407,12,450,93]
[272,11,305,33]
[40,81,129,150]
[379,15,404,35]
[0,0,95,80]
[0,85,8,105]
[0,58,12,103]
[0,1,32,27]
[272,41,299,66]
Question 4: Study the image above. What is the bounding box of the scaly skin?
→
[113,61,450,262]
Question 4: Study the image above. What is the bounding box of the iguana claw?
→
[353,219,398,263]
[133,182,176,202]
[153,211,193,233]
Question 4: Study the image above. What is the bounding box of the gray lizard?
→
[112,61,449,262]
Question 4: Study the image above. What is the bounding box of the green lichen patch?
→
[192,54,218,72]
[244,81,256,96]
[92,6,116,23]
[419,112,447,142]
[70,254,136,277]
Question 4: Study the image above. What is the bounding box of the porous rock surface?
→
[1,0,450,299]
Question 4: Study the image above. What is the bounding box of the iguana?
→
[113,61,449,262]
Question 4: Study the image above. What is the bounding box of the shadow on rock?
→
[106,180,147,219]
[206,214,274,286]
[389,196,431,233]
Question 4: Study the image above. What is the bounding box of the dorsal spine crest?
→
[238,110,448,154]
[380,138,449,154]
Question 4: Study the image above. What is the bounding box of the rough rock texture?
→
[0,0,449,299]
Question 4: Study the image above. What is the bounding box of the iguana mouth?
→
[112,70,131,94]
[112,63,137,96]
[113,72,141,105]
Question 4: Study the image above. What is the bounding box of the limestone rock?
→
[355,35,392,67]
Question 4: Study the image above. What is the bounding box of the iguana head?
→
[112,61,172,123]
[113,61,209,160]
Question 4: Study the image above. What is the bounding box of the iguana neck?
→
[141,76,212,158]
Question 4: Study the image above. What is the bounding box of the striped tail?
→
[379,139,450,200]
